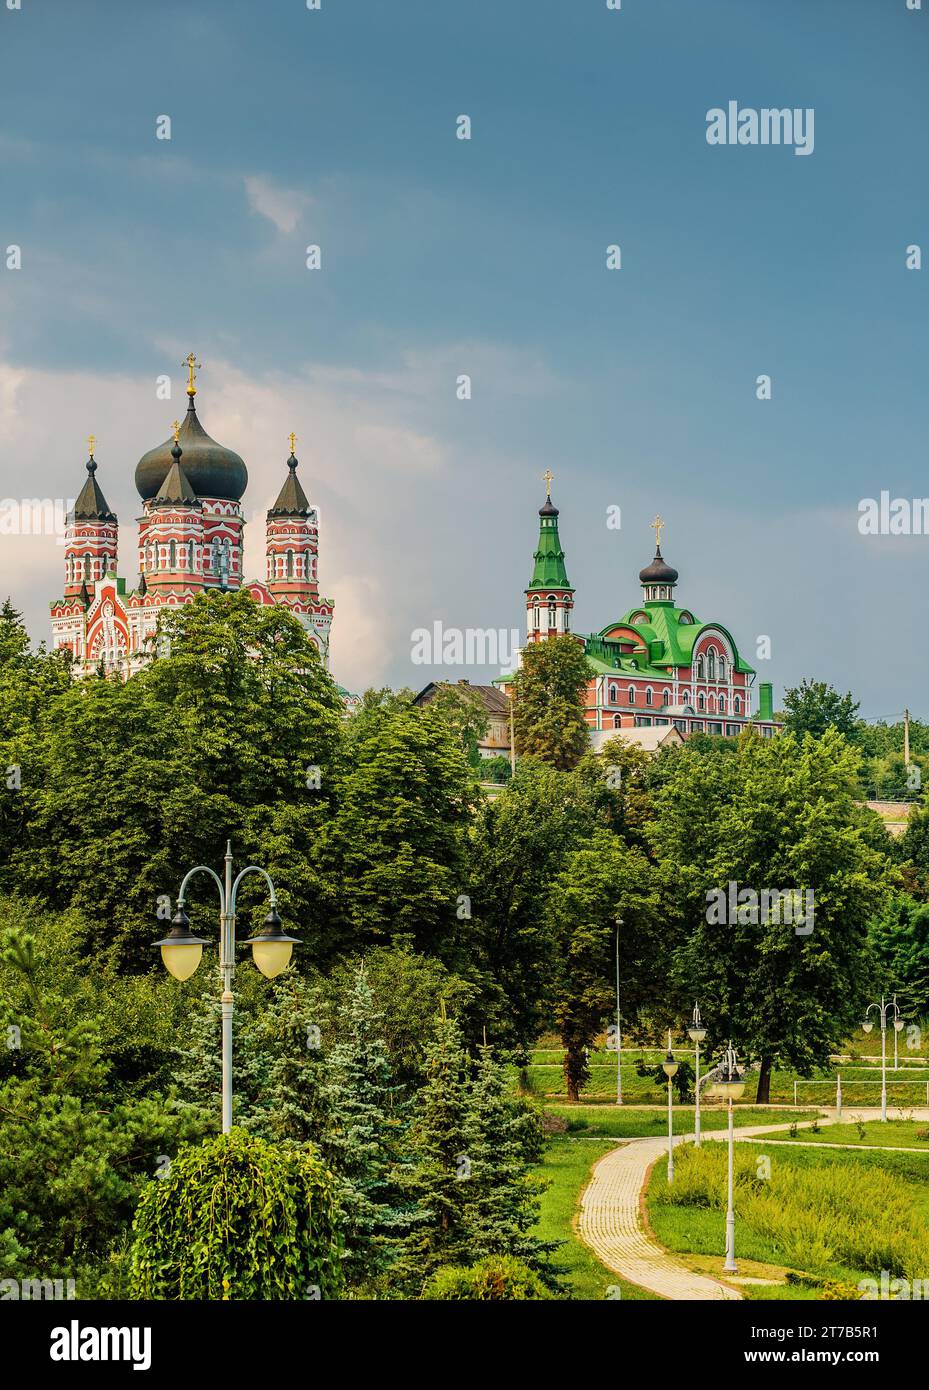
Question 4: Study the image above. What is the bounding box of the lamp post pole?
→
[687,1002,707,1146]
[662,1031,678,1183]
[862,994,902,1123]
[154,841,300,1134]
[717,1042,745,1275]
[614,917,623,1105]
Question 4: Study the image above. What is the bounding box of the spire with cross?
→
[541,468,554,499]
[183,353,201,397]
[651,513,664,551]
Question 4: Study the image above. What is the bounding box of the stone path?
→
[577,1107,929,1302]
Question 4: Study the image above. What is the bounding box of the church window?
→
[645,686,653,706]
[662,688,671,707]
[681,689,690,704]
[734,695,741,714]
[698,693,705,712]
[547,596,557,629]
[708,650,716,679]
[628,686,636,704]
[84,555,91,580]
[609,683,618,704]
[719,694,727,714]
[719,655,727,680]
[286,549,294,578]
[169,540,176,569]
[533,603,540,630]
[696,654,705,679]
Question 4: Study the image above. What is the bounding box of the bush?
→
[422,1255,556,1300]
[130,1128,343,1300]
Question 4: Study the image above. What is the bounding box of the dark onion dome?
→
[135,397,247,502]
[73,455,117,523]
[638,546,679,585]
[268,450,311,518]
[539,496,559,517]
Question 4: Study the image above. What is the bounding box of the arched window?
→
[696,654,706,679]
[719,694,727,714]
[628,686,636,705]
[645,687,653,706]
[662,688,671,707]
[532,603,540,630]
[286,549,294,578]
[734,695,742,714]
[708,650,717,679]
[84,555,91,580]
[719,655,727,680]
[708,694,716,713]
[681,689,690,704]
[698,693,705,712]
[169,540,176,569]
[613,715,622,729]
[547,595,557,630]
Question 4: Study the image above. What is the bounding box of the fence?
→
[792,1075,929,1114]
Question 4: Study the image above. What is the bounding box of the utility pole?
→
[904,708,910,769]
[508,690,516,777]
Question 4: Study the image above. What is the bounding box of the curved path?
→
[579,1106,929,1300]
[579,1120,797,1300]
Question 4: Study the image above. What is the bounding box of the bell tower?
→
[525,470,574,641]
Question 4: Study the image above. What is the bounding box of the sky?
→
[0,0,926,712]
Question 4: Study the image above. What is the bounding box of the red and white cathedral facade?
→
[50,364,333,677]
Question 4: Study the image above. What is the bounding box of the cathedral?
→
[498,476,779,742]
[50,357,334,677]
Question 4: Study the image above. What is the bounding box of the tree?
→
[650,729,890,1102]
[867,893,929,1017]
[781,679,860,741]
[511,635,592,770]
[422,1254,555,1300]
[467,760,602,1051]
[546,829,667,1101]
[398,1011,474,1287]
[324,963,412,1288]
[460,1045,554,1277]
[129,1128,343,1300]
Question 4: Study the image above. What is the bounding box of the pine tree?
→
[461,1045,556,1278]
[324,962,412,1289]
[397,1009,473,1287]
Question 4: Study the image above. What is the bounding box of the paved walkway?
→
[577,1108,929,1302]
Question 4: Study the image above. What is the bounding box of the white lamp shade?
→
[160,941,203,982]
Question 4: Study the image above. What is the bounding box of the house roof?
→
[590,724,684,753]
[414,680,510,716]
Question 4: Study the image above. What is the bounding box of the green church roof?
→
[527,493,572,591]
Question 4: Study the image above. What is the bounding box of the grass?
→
[545,1104,820,1138]
[777,1118,929,1149]
[532,1138,659,1300]
[645,1141,929,1297]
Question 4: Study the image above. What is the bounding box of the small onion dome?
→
[639,547,678,585]
[539,496,559,517]
[135,397,247,502]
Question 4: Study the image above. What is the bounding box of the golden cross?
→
[184,352,201,396]
[172,420,181,443]
[288,432,297,455]
[87,434,96,457]
[541,468,554,498]
[651,514,664,549]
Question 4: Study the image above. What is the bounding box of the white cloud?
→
[244,174,310,235]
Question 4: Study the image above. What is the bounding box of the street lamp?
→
[862,993,902,1122]
[614,917,623,1106]
[662,1030,678,1183]
[153,841,300,1133]
[687,1001,708,1146]
[715,1042,746,1275]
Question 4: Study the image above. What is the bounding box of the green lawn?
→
[532,1138,659,1300]
[545,1104,820,1138]
[777,1118,929,1149]
[645,1140,929,1299]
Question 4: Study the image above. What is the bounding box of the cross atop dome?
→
[651,513,664,549]
[184,353,201,397]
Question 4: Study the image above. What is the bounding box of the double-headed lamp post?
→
[153,841,300,1134]
[614,916,623,1106]
[861,993,903,1122]
[716,1042,746,1275]
[662,1031,678,1183]
[687,1002,708,1147]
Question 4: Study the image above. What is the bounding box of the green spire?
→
[527,475,572,590]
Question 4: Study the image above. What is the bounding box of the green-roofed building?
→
[500,483,778,743]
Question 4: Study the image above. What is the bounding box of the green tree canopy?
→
[511,635,592,770]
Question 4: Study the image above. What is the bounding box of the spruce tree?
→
[325,962,411,1289]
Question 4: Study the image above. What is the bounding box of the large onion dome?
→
[638,547,678,585]
[135,395,247,503]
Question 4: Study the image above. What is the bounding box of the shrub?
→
[130,1128,343,1300]
[422,1255,556,1300]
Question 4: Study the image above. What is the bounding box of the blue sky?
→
[1,0,927,710]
